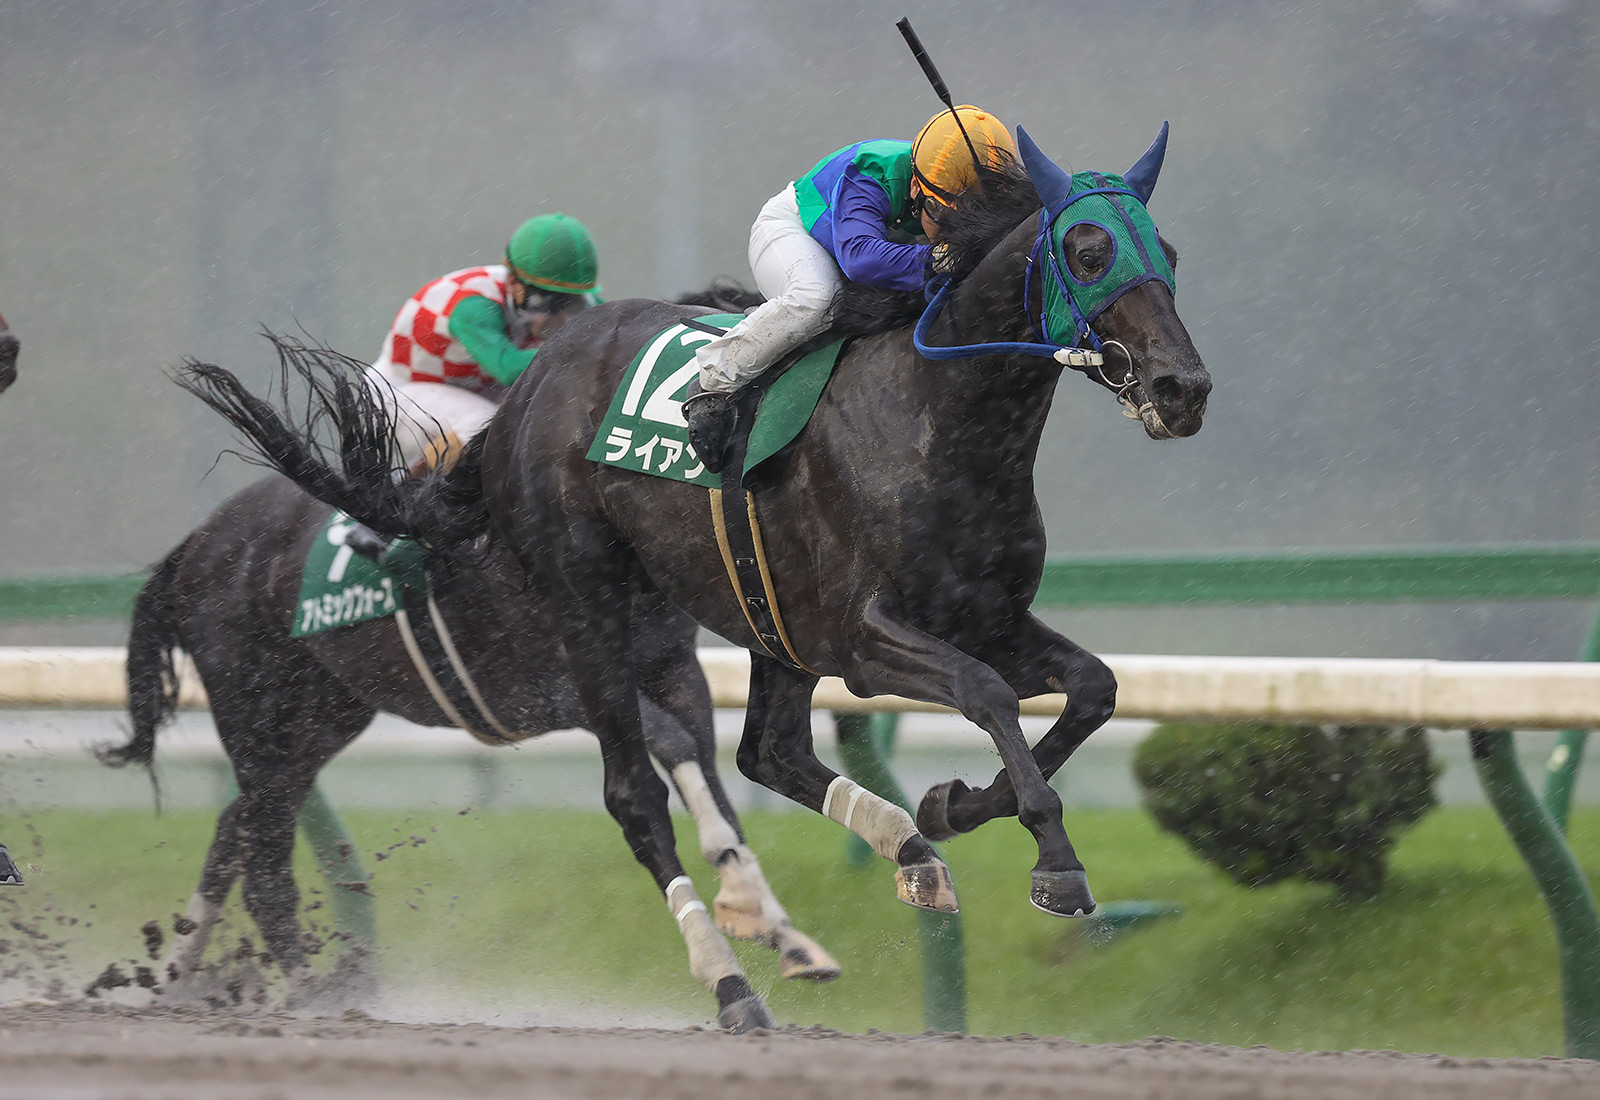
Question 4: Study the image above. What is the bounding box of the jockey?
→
[682,106,1016,473]
[366,213,601,472]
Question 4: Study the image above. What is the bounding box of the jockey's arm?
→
[448,295,537,386]
[830,168,931,294]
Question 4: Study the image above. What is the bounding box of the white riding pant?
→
[363,364,498,469]
[693,184,844,393]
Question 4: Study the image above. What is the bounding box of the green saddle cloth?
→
[586,313,845,487]
[292,511,427,638]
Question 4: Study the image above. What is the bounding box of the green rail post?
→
[1470,729,1600,1059]
[298,784,377,952]
[835,711,967,1033]
[1542,601,1600,833]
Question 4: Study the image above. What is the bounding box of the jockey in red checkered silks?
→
[366,214,601,472]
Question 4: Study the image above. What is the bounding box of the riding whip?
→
[895,17,984,180]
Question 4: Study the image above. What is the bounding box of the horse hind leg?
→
[159,798,247,994]
[195,660,375,1005]
[541,546,773,1030]
[600,712,774,1030]
[631,653,841,983]
[666,757,840,982]
[737,654,958,915]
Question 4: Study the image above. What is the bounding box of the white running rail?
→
[3,646,1600,730]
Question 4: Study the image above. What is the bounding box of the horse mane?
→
[828,152,1040,340]
[674,280,764,313]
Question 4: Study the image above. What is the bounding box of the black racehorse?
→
[0,308,20,885]
[0,308,18,395]
[103,333,836,1033]
[181,126,1209,1017]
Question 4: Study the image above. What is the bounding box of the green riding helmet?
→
[506,213,600,295]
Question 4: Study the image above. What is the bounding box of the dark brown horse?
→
[186,127,1209,1008]
[104,336,836,1031]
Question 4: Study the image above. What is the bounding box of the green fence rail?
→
[0,573,143,622]
[1034,545,1600,607]
[5,544,1598,1049]
[12,545,1600,622]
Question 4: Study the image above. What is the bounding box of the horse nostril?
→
[1150,374,1186,406]
[1151,372,1209,411]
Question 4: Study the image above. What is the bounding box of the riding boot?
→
[0,843,24,886]
[683,382,737,475]
[345,523,392,563]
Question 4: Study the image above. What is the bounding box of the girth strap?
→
[386,555,516,746]
[708,410,819,676]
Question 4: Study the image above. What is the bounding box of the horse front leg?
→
[917,615,1117,841]
[843,600,1096,918]
[736,654,959,914]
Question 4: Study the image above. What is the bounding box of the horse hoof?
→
[779,944,842,983]
[1030,869,1096,918]
[915,780,965,842]
[896,860,959,913]
[717,994,776,1033]
[714,900,773,944]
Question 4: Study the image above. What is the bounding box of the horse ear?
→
[1124,121,1169,204]
[1016,126,1075,214]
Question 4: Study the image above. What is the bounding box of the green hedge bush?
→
[1132,723,1439,901]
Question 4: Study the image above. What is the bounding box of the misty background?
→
[0,0,1595,659]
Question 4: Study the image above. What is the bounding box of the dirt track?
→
[2,1002,1598,1100]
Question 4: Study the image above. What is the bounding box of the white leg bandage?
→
[163,893,221,981]
[670,763,742,865]
[823,777,919,862]
[665,875,743,991]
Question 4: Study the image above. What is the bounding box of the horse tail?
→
[176,333,488,550]
[97,543,188,803]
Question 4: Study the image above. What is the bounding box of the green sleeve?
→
[447,295,536,385]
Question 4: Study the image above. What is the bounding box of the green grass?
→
[2,804,1595,1056]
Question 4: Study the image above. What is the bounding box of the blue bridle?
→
[911,183,1154,373]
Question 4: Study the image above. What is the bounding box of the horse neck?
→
[918,214,1063,473]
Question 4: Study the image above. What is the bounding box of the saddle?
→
[294,513,517,746]
[587,314,849,673]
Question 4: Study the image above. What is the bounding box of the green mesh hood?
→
[1040,171,1174,346]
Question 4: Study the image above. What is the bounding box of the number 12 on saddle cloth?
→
[587,314,845,487]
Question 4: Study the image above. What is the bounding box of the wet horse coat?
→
[185,130,1209,1017]
[464,132,1209,920]
[102,460,835,1026]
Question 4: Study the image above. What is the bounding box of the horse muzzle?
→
[1131,367,1209,440]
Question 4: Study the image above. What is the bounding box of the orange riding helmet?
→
[911,105,1017,208]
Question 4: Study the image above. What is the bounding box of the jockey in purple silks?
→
[682,105,1017,473]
